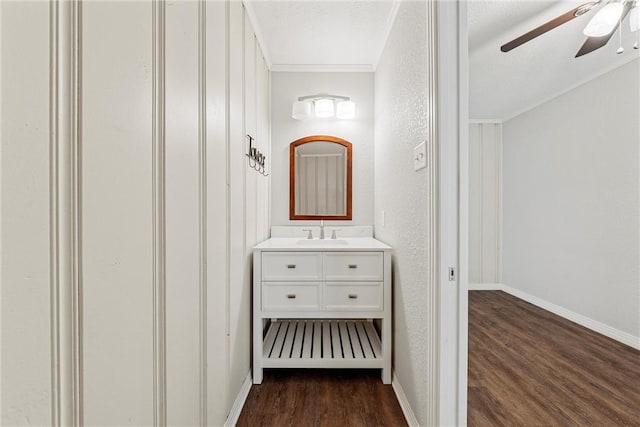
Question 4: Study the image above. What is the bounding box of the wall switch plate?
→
[414,141,427,171]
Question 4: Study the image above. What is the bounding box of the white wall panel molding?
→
[426,0,439,425]
[269,64,374,73]
[204,0,230,423]
[469,122,502,284]
[152,0,167,425]
[49,1,83,425]
[197,1,208,424]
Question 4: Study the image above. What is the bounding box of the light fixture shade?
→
[336,100,356,119]
[631,6,639,32]
[314,99,334,118]
[292,101,312,120]
[583,2,624,37]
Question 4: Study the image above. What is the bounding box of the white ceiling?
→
[245,0,399,71]
[470,0,640,120]
[245,1,639,119]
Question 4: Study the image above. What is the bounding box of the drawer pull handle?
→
[287,294,296,299]
[348,294,358,299]
[287,264,296,269]
[348,264,358,269]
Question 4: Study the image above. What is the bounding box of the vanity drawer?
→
[323,252,383,281]
[262,283,321,311]
[324,282,382,311]
[262,252,322,281]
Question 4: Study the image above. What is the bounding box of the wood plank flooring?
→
[469,291,640,426]
[236,369,407,427]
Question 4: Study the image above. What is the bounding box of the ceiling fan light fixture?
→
[630,6,639,31]
[583,2,624,37]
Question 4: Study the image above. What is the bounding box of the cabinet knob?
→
[287,294,296,299]
[287,264,296,269]
[348,294,358,299]
[348,264,358,269]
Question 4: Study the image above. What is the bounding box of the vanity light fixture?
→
[336,100,356,119]
[291,94,356,120]
[292,100,312,120]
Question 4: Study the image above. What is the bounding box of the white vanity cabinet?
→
[252,237,392,384]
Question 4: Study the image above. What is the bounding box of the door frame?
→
[437,0,469,425]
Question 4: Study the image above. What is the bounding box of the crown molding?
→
[501,55,639,123]
[373,0,401,70]
[469,119,503,124]
[270,64,374,73]
[242,0,272,69]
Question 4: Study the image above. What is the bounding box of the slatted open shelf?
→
[262,319,383,369]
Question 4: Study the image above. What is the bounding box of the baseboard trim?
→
[469,283,504,291]
[392,371,420,427]
[224,371,253,427]
[501,285,640,351]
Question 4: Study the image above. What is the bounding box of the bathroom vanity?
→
[252,229,392,384]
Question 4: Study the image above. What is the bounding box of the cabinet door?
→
[324,252,383,281]
[262,283,321,311]
[262,252,322,281]
[324,282,383,311]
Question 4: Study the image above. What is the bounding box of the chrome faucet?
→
[319,220,325,240]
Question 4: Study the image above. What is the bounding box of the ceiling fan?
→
[501,0,640,57]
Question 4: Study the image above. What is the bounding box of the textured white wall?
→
[0,1,269,425]
[374,2,430,425]
[270,72,374,227]
[503,58,640,339]
[469,123,502,284]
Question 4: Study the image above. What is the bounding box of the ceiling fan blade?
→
[575,1,633,57]
[501,1,600,53]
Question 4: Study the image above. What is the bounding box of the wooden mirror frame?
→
[289,135,353,220]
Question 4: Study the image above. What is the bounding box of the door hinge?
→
[448,267,457,282]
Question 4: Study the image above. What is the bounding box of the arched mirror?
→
[289,135,352,220]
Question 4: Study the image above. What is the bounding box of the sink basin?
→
[296,239,349,246]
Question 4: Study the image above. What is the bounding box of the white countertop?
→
[253,237,391,251]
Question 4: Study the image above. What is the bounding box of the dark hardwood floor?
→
[236,369,407,427]
[469,291,640,426]
[238,292,639,426]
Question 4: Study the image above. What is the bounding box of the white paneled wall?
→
[1,2,52,425]
[82,2,155,424]
[469,123,502,285]
[0,1,270,425]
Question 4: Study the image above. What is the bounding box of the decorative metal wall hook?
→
[246,134,269,177]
